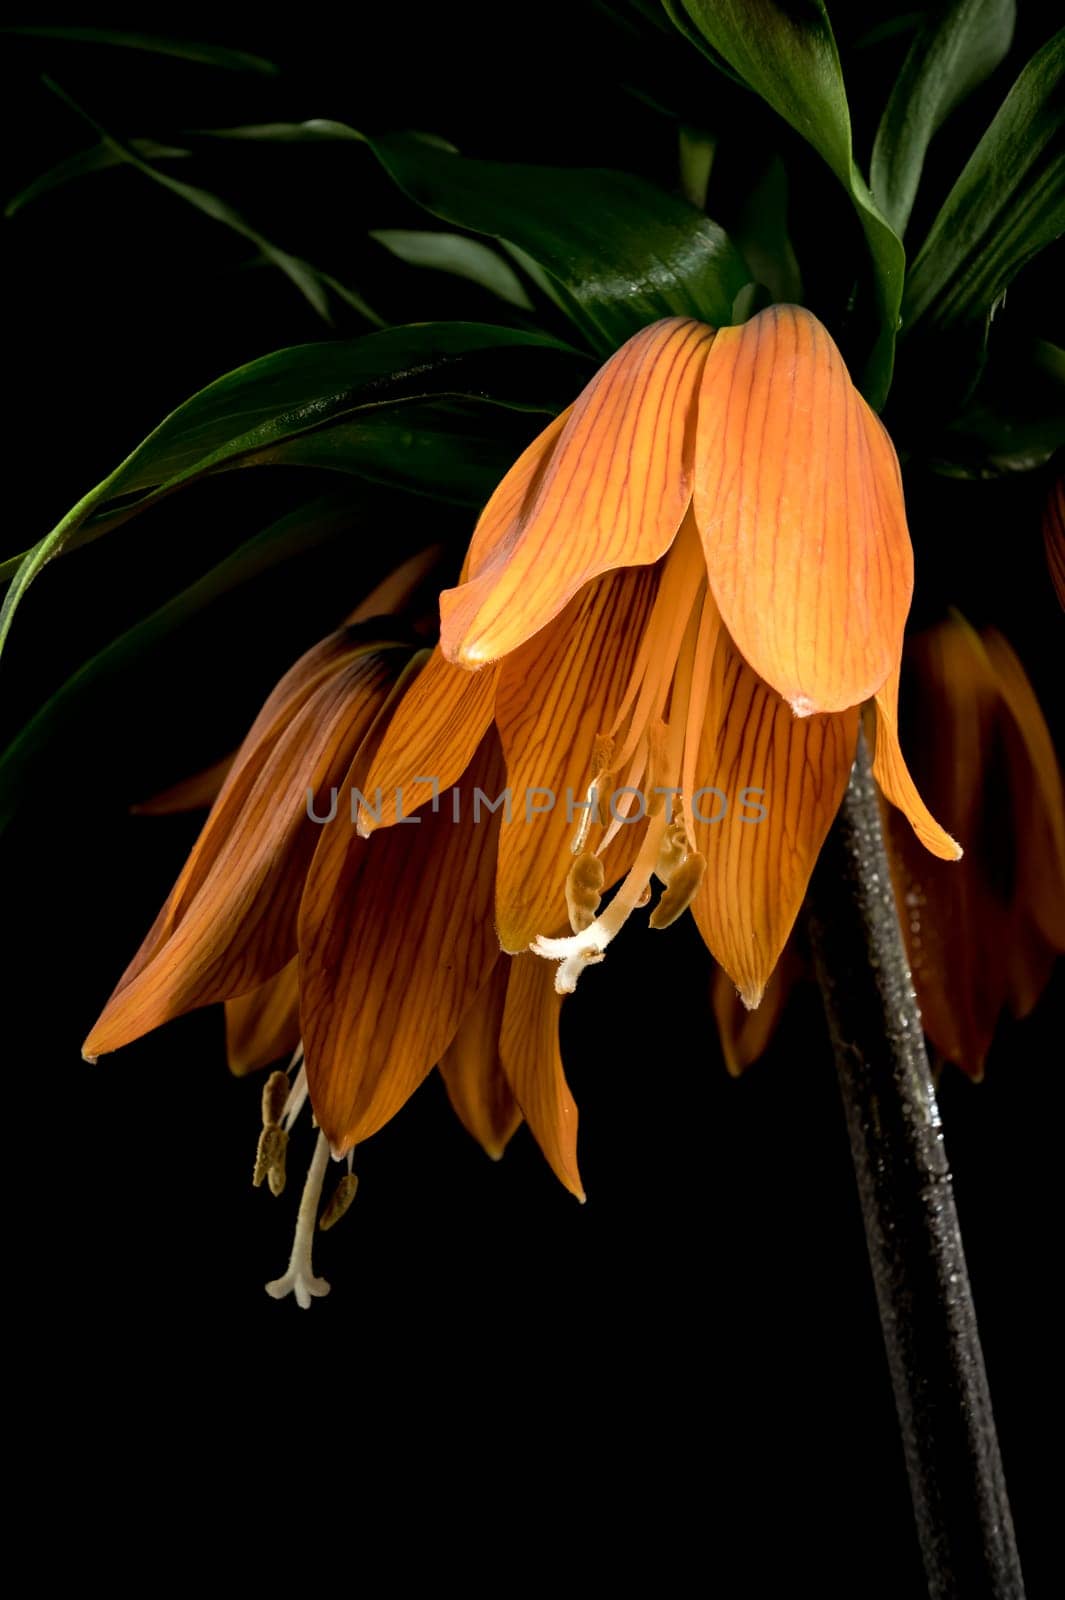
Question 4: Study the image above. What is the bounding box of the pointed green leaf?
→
[668,0,905,407]
[0,323,586,658]
[902,30,1065,337]
[871,0,1016,236]
[2,25,278,74]
[369,230,534,309]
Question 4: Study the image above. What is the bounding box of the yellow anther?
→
[261,1069,290,1128]
[566,851,606,932]
[655,820,688,884]
[319,1172,359,1232]
[650,852,706,929]
[253,1124,289,1191]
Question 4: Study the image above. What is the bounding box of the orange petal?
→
[493,564,659,949]
[438,960,522,1159]
[458,406,574,582]
[130,753,235,815]
[358,645,499,831]
[344,544,445,626]
[982,627,1065,950]
[690,631,859,1007]
[83,647,400,1058]
[872,663,963,862]
[440,318,715,664]
[1043,474,1065,611]
[695,304,912,714]
[711,946,800,1077]
[300,732,506,1154]
[881,619,1009,1077]
[225,960,300,1077]
[499,953,584,1201]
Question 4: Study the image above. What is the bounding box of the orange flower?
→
[83,614,583,1305]
[712,617,1065,1081]
[363,306,959,1007]
[1044,474,1065,610]
[886,616,1065,1078]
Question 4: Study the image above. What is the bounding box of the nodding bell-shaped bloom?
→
[362,306,959,1008]
[885,615,1065,1078]
[711,617,1065,1081]
[83,597,585,1305]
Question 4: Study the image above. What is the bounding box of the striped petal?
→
[83,647,399,1058]
[225,961,300,1077]
[690,632,859,1008]
[300,733,505,1155]
[499,953,584,1201]
[872,664,962,862]
[438,960,522,1160]
[695,305,912,714]
[440,318,714,665]
[494,564,658,950]
[358,645,498,832]
[1043,474,1065,611]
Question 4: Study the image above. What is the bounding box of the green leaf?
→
[359,131,750,348]
[902,30,1065,338]
[668,0,905,407]
[871,0,1016,236]
[40,82,380,327]
[5,138,189,218]
[0,322,584,658]
[1,25,278,75]
[0,494,413,835]
[369,230,534,309]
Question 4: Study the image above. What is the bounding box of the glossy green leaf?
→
[0,323,586,658]
[931,340,1065,475]
[359,131,750,348]
[902,30,1065,337]
[369,230,534,309]
[1,25,278,74]
[668,0,905,407]
[871,0,1016,236]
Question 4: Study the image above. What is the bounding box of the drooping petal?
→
[131,754,234,815]
[872,664,962,861]
[1043,474,1065,611]
[499,953,584,1201]
[83,647,400,1058]
[689,631,859,1008]
[881,618,1009,1077]
[300,733,505,1155]
[358,645,499,832]
[458,406,573,582]
[438,960,522,1159]
[440,318,715,665]
[981,628,1065,951]
[711,946,800,1077]
[695,304,912,714]
[494,563,659,949]
[225,961,300,1077]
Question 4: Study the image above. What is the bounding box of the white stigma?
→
[265,1129,332,1309]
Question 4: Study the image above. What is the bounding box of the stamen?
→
[650,852,707,928]
[320,1172,359,1232]
[281,1059,309,1132]
[265,1130,333,1309]
[566,851,605,932]
[253,1124,288,1192]
[654,821,689,884]
[533,810,669,993]
[261,1070,290,1128]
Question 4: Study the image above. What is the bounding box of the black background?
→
[2,8,1059,1592]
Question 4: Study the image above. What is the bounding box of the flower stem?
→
[806,730,1025,1600]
